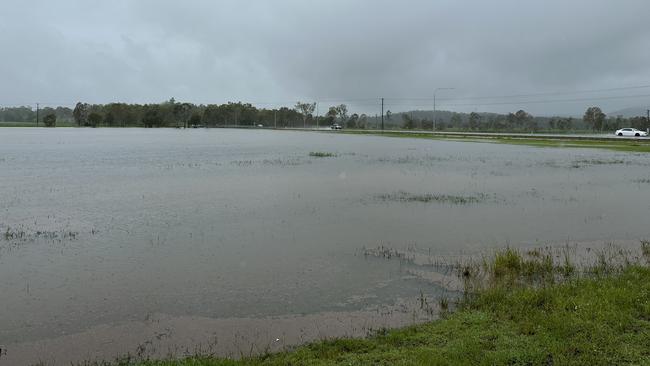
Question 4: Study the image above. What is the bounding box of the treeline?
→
[389,106,649,132]
[68,100,371,129]
[0,106,73,123]
[71,100,301,128]
[393,110,573,131]
[2,100,648,132]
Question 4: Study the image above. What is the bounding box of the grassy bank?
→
[90,244,650,366]
[0,121,76,127]
[338,130,650,153]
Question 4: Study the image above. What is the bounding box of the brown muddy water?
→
[1,128,649,365]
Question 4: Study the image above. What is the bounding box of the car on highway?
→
[331,124,342,130]
[615,128,647,137]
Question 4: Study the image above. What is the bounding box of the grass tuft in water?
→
[374,191,498,205]
[308,151,336,158]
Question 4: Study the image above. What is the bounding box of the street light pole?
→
[433,88,454,131]
[381,97,384,132]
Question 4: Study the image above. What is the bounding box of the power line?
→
[386,84,650,102]
[384,93,650,108]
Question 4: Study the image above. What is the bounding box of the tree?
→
[506,110,533,130]
[402,114,416,129]
[583,107,606,131]
[335,104,348,124]
[104,112,115,126]
[73,102,88,126]
[202,104,226,126]
[189,112,202,127]
[87,112,102,127]
[358,114,368,129]
[294,102,316,128]
[347,113,359,128]
[326,107,338,125]
[142,105,164,127]
[557,117,573,130]
[174,102,193,128]
[469,112,481,130]
[450,113,462,129]
[629,116,648,130]
[43,113,56,127]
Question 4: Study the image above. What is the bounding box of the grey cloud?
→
[2,0,650,116]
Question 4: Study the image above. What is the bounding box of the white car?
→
[615,128,647,137]
[330,124,342,130]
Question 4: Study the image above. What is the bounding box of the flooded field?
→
[1,128,649,365]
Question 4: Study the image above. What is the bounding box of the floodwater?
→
[1,128,649,364]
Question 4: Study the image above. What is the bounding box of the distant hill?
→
[608,107,648,118]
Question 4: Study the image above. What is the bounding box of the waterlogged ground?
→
[1,128,649,364]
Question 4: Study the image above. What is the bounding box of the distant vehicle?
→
[331,124,342,130]
[257,124,263,127]
[615,128,647,137]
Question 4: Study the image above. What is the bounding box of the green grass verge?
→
[0,121,76,127]
[337,130,650,153]
[100,265,650,366]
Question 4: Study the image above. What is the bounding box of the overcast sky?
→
[2,0,650,116]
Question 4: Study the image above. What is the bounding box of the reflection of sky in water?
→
[1,128,649,343]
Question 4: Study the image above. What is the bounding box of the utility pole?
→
[36,103,39,127]
[381,98,384,132]
[316,102,319,129]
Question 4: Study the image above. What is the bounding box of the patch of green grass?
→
[493,137,650,153]
[92,244,650,366]
[95,265,650,366]
[309,151,336,158]
[335,130,650,153]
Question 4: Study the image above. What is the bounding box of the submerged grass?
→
[86,243,650,366]
[374,191,498,205]
[309,151,337,158]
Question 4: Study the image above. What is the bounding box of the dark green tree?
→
[87,112,102,127]
[189,112,202,127]
[142,105,164,127]
[335,104,348,124]
[583,107,606,131]
[73,102,88,126]
[43,113,56,127]
[469,112,481,130]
